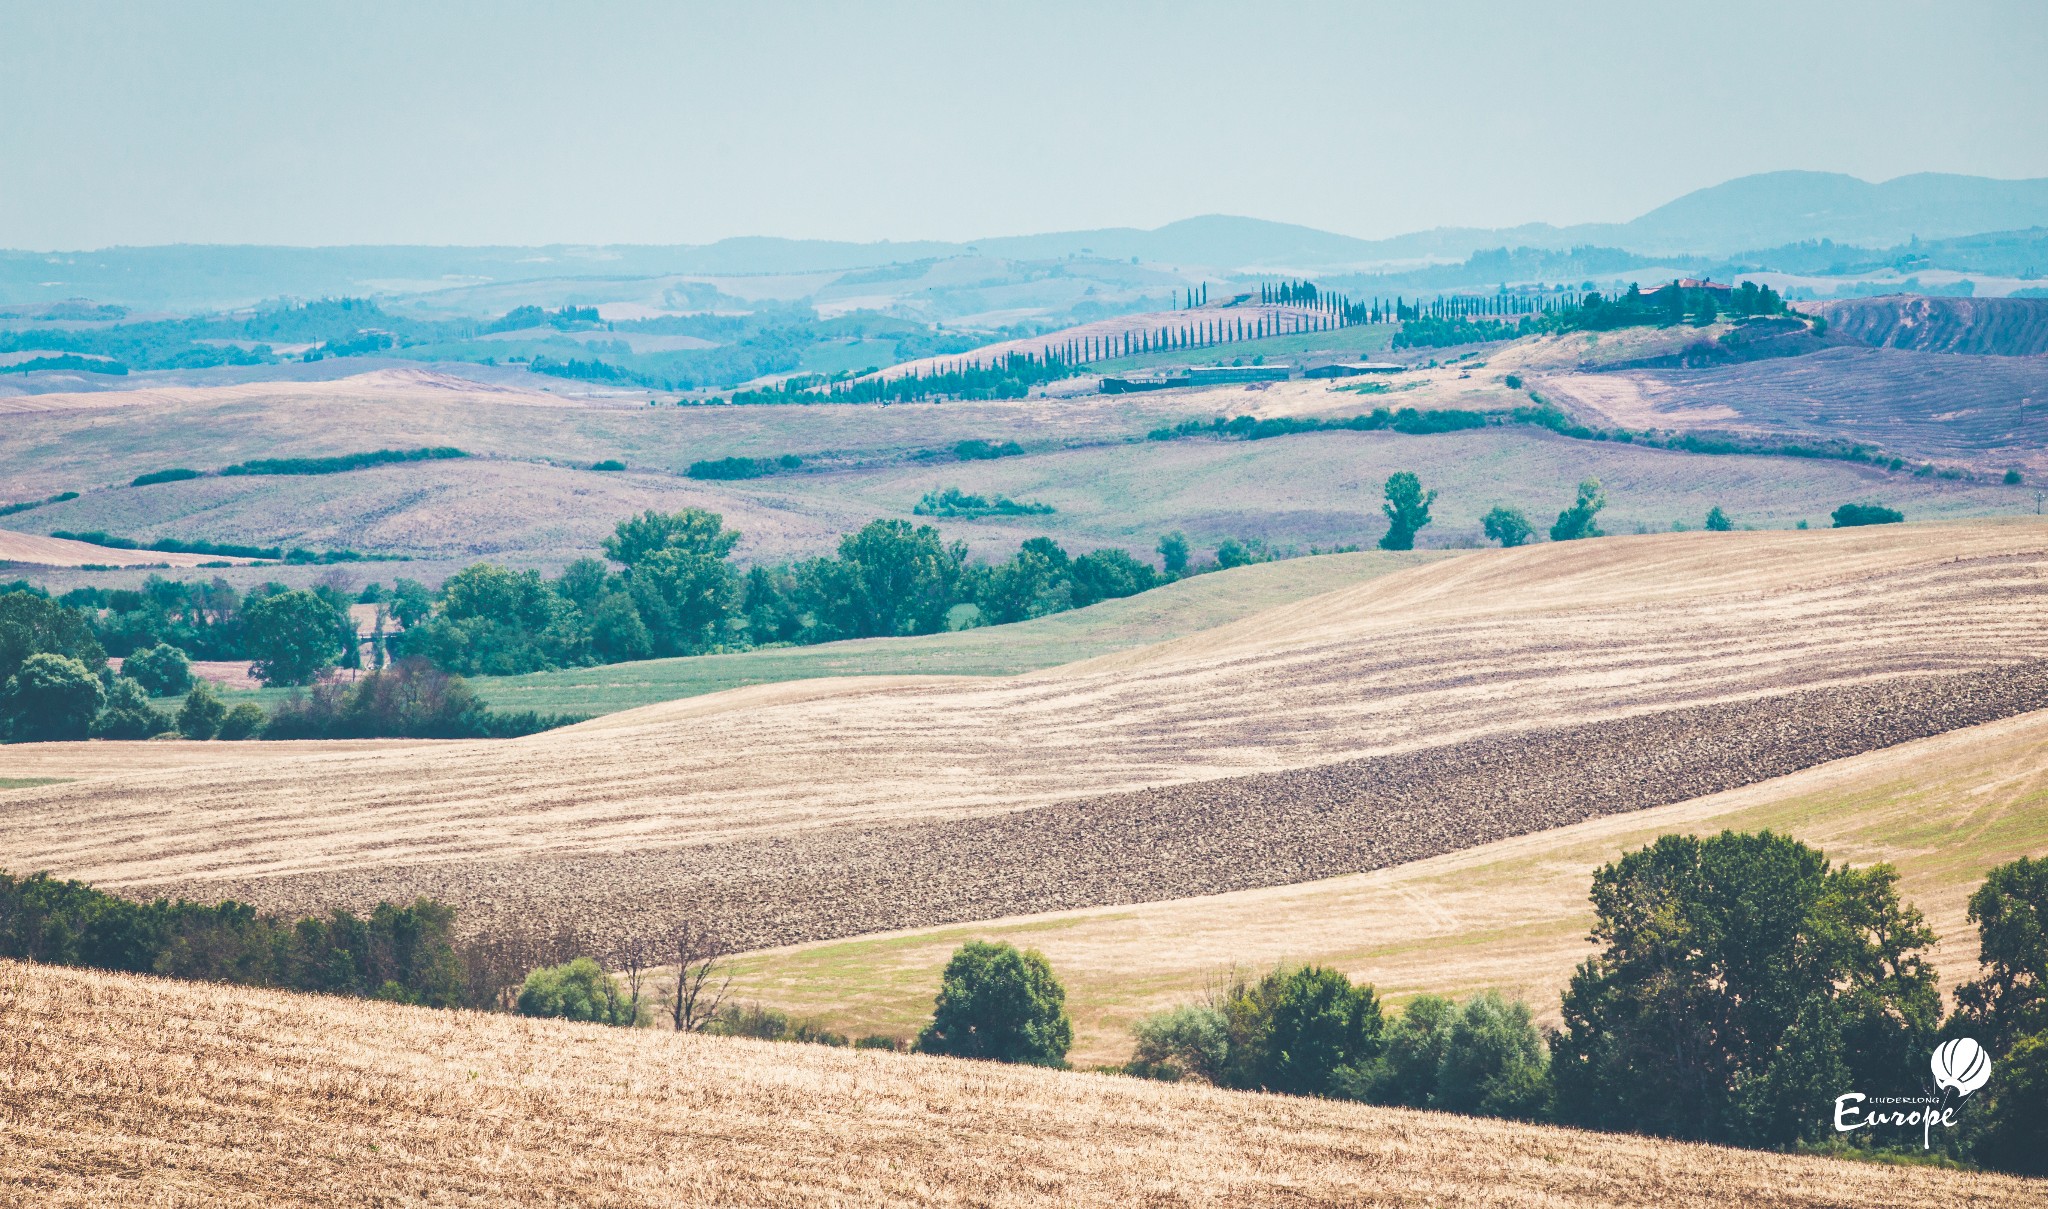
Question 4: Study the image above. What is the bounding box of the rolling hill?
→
[6,520,2047,958]
[3,960,2035,1208]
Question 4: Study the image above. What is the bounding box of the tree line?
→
[1394,279,1793,348]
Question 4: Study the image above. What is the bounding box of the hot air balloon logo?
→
[1931,1038,1991,1097]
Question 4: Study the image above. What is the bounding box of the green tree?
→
[91,676,171,739]
[517,957,638,1026]
[1157,531,1191,577]
[1,653,104,741]
[603,508,739,567]
[1362,993,1456,1106]
[1068,548,1160,607]
[1549,479,1607,542]
[977,537,1074,624]
[1550,831,1940,1147]
[1705,506,1733,531]
[1972,1031,2048,1175]
[387,578,433,629]
[1481,505,1534,548]
[588,593,652,663]
[1378,471,1436,551]
[803,519,966,639]
[216,702,268,740]
[0,590,105,692]
[1951,857,2048,1054]
[627,545,739,656]
[242,589,344,686]
[122,642,191,696]
[916,941,1072,1065]
[1126,1005,1230,1083]
[176,680,227,739]
[1257,965,1384,1097]
[1434,992,1550,1119]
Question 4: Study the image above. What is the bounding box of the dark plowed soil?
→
[154,661,2048,953]
[1818,296,2048,357]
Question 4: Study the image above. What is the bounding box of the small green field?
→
[0,777,69,791]
[473,551,1438,716]
[1084,323,1397,375]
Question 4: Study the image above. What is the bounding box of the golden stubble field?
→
[3,520,2046,901]
[0,960,2035,1208]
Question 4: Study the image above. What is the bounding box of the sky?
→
[2,0,2044,250]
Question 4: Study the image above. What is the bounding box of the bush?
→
[1126,1005,1230,1083]
[2,653,105,741]
[516,957,639,1026]
[707,1003,847,1046]
[1358,993,1456,1106]
[1705,506,1732,532]
[122,642,191,696]
[1433,992,1550,1118]
[855,1034,905,1051]
[1482,505,1534,548]
[916,940,1072,1065]
[2005,469,2024,486]
[177,681,227,739]
[216,702,267,740]
[956,438,1025,460]
[590,459,626,471]
[1832,503,1904,528]
[91,676,172,739]
[131,468,201,487]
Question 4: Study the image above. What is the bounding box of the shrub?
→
[1549,479,1606,541]
[1832,503,1904,528]
[1503,374,1523,389]
[686,455,793,480]
[854,1034,905,1051]
[1126,1005,1230,1082]
[216,702,267,740]
[915,940,1072,1066]
[1433,992,1550,1119]
[176,680,227,739]
[122,642,192,696]
[131,468,201,487]
[2004,469,2023,486]
[956,438,1025,460]
[1358,993,1456,1106]
[590,459,626,471]
[1705,506,1732,531]
[3,653,107,741]
[91,676,172,739]
[1482,505,1534,548]
[707,1003,847,1046]
[516,957,639,1026]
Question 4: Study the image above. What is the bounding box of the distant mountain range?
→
[2,172,2044,312]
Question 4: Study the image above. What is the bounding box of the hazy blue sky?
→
[3,1,2043,249]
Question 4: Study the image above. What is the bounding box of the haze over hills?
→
[5,171,2045,313]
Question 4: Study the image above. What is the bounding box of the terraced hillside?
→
[3,962,2036,1208]
[5,520,2046,950]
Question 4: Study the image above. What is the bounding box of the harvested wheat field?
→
[6,520,2048,947]
[0,962,2034,1208]
[0,527,254,568]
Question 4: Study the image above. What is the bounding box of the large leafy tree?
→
[0,652,104,741]
[976,537,1073,625]
[1256,965,1384,1097]
[0,590,104,689]
[1951,856,2048,1054]
[1549,479,1607,541]
[1378,471,1436,551]
[241,589,344,686]
[603,508,739,567]
[916,941,1072,1066]
[803,519,965,639]
[1550,830,1940,1147]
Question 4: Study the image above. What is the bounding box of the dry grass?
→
[721,708,2048,1062]
[0,960,2035,1208]
[0,527,252,568]
[4,520,2046,904]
